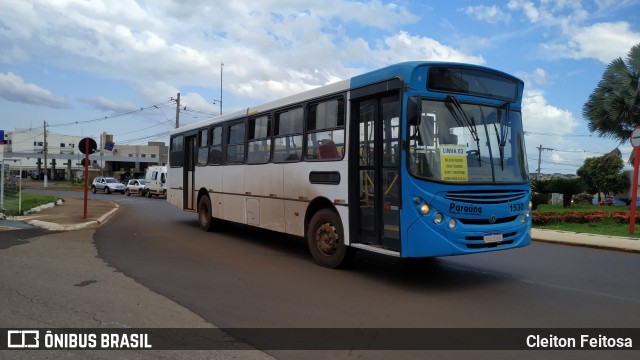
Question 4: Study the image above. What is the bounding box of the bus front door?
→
[352,95,401,251]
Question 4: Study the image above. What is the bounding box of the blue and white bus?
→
[168,62,531,268]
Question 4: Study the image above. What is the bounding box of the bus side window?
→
[305,98,345,161]
[247,115,271,164]
[209,127,223,165]
[196,128,208,166]
[274,107,303,163]
[170,135,184,167]
[226,122,246,164]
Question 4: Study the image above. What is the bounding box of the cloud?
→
[0,72,71,109]
[78,96,137,113]
[507,0,541,23]
[462,5,511,24]
[0,45,28,64]
[521,88,587,169]
[0,0,481,105]
[523,89,578,136]
[516,67,552,86]
[372,31,485,66]
[546,22,640,64]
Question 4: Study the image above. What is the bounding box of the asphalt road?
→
[78,191,638,359]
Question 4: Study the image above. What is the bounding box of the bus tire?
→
[198,195,213,232]
[307,209,354,268]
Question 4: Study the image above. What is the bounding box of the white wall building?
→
[3,129,168,180]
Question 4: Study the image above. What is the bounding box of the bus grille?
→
[444,189,527,204]
[457,215,519,225]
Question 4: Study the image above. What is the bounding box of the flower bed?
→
[532,209,638,226]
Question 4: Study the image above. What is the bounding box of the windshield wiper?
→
[493,102,511,170]
[445,96,481,166]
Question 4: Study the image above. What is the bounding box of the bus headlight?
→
[420,204,430,215]
[434,213,443,224]
[448,218,457,229]
[520,214,527,223]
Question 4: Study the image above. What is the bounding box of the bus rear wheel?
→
[307,209,353,268]
[198,195,213,232]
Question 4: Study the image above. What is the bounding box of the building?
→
[2,129,167,181]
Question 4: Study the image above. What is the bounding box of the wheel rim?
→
[315,222,338,256]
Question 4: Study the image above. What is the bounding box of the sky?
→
[1,0,640,175]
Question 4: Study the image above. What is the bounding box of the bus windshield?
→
[408,98,529,184]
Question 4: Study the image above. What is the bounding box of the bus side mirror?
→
[407,97,421,126]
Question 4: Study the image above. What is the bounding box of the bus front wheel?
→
[307,209,353,268]
[198,195,213,232]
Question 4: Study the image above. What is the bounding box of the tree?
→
[576,150,630,202]
[583,43,640,161]
[530,178,552,210]
[547,177,586,208]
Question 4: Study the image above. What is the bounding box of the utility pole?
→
[536,144,553,180]
[175,92,180,128]
[43,121,48,188]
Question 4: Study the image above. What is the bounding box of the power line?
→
[113,123,166,137]
[46,100,176,128]
[118,130,169,144]
[525,130,595,137]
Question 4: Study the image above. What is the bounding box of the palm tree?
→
[583,42,640,159]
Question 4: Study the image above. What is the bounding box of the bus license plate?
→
[483,233,502,243]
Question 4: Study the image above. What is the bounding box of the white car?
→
[125,179,146,196]
[92,177,126,194]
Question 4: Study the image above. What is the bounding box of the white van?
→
[144,165,167,198]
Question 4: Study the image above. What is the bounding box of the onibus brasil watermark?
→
[7,330,151,350]
[527,334,633,349]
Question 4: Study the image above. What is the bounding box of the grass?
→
[534,203,640,238]
[1,192,61,216]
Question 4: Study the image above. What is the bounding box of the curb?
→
[533,238,640,253]
[532,228,640,253]
[20,201,120,232]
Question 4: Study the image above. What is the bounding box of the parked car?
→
[125,179,146,196]
[92,177,126,194]
[144,165,167,198]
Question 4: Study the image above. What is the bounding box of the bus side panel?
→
[282,161,350,243]
[260,198,285,232]
[195,166,223,218]
[284,200,305,236]
[167,167,183,209]
[223,165,245,223]
[246,163,285,232]
[283,162,312,201]
[213,192,224,219]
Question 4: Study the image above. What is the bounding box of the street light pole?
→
[213,62,223,115]
[43,121,48,188]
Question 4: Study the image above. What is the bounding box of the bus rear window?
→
[427,66,518,102]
